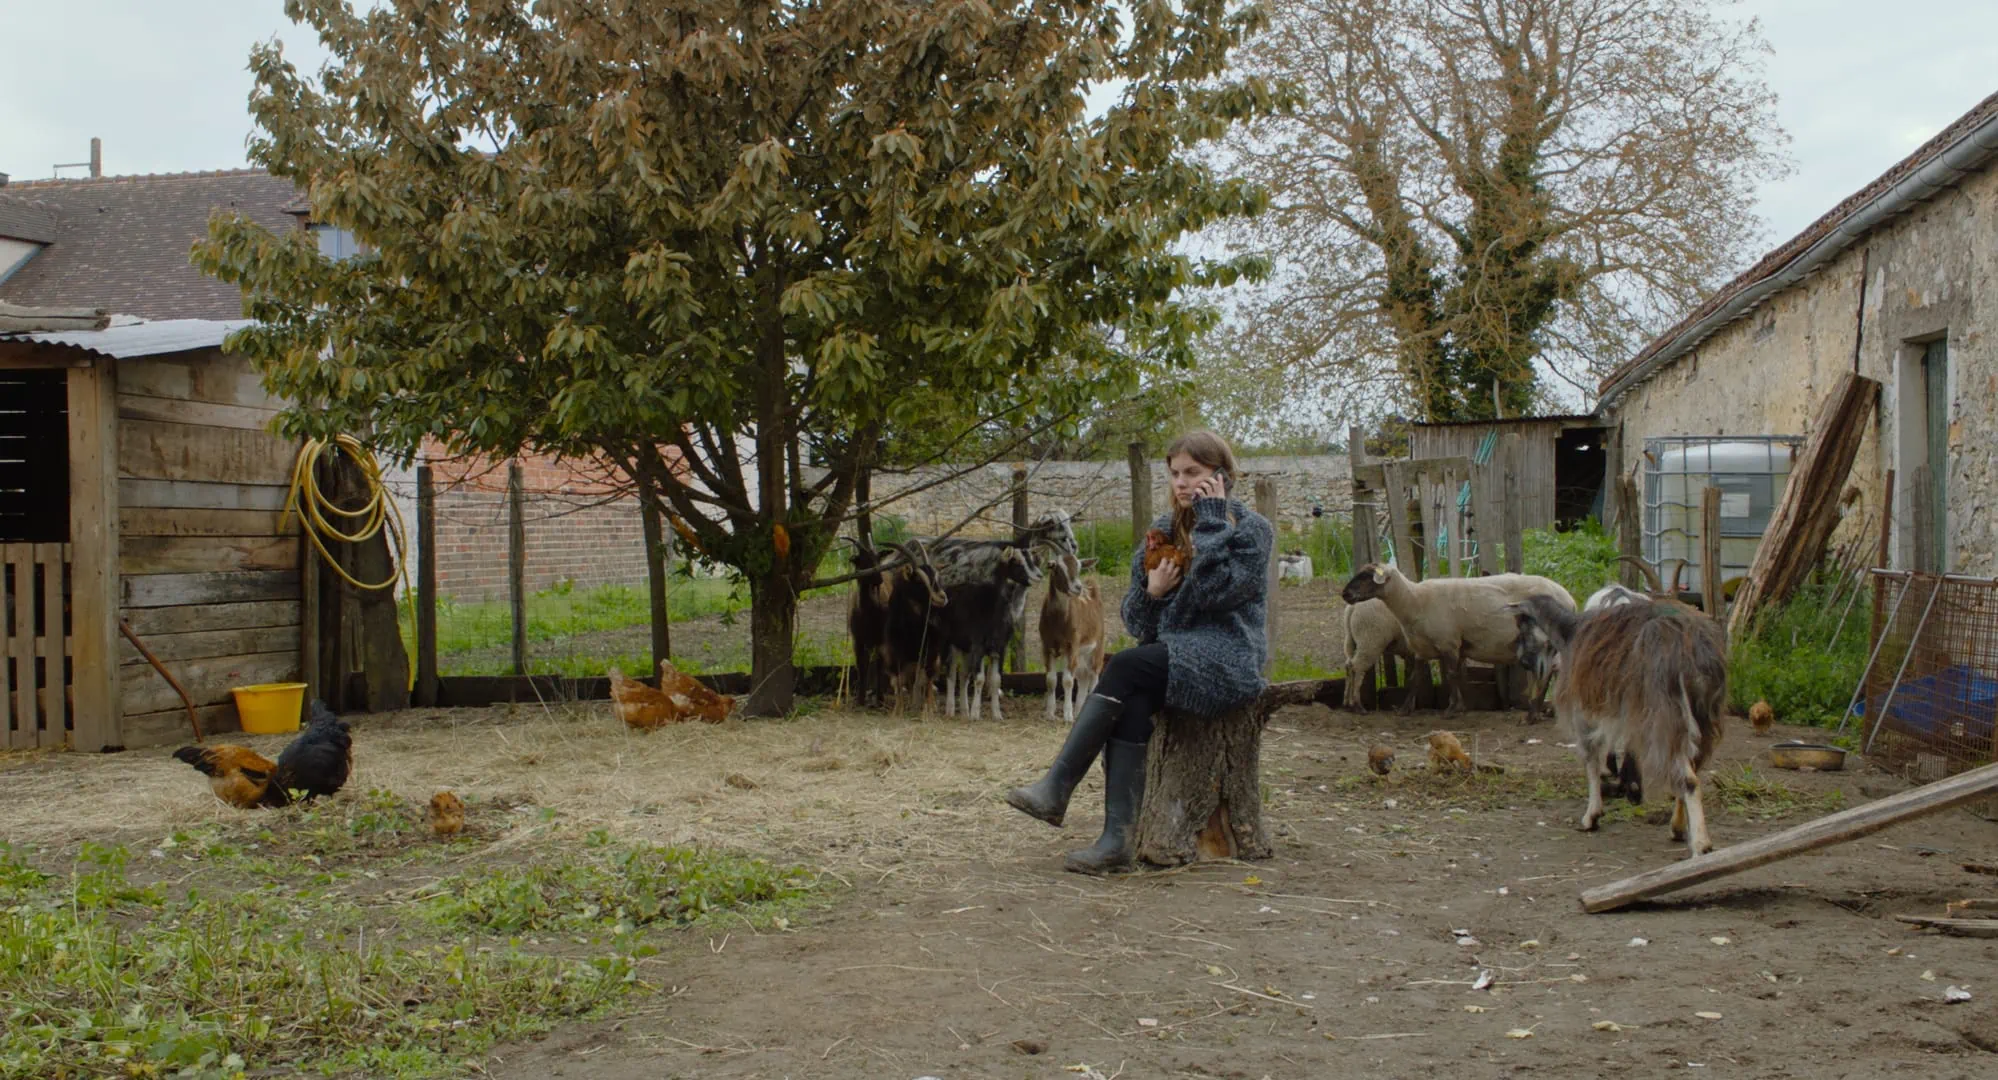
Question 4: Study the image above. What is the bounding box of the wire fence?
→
[1851,570,1998,778]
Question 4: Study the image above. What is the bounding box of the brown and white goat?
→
[1039,551,1106,724]
[1510,594,1728,858]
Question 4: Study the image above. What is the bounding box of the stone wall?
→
[1606,157,1998,575]
[856,454,1355,538]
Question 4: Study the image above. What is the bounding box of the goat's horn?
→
[1614,554,1664,593]
[1664,558,1690,594]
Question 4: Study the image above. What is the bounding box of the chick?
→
[427,791,466,837]
[1749,699,1775,735]
[1367,744,1396,776]
[1426,731,1473,775]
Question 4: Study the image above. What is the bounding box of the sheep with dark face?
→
[1509,593,1728,858]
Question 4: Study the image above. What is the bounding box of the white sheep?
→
[1339,563,1576,721]
[1339,598,1409,711]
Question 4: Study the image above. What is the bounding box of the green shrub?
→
[1728,578,1871,728]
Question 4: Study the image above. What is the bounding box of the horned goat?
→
[1339,598,1409,711]
[1339,563,1574,721]
[1039,551,1106,724]
[1509,593,1728,858]
[877,541,949,717]
[934,545,1041,721]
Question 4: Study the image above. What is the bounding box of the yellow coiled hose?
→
[286,435,415,688]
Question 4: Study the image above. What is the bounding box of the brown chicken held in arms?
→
[1427,731,1473,775]
[1749,699,1775,735]
[428,791,466,837]
[172,699,352,809]
[1143,528,1189,576]
[1368,744,1396,776]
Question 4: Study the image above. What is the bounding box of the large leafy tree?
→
[1217,0,1787,421]
[200,0,1274,714]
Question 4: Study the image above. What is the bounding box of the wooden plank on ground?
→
[121,651,298,715]
[1581,759,1998,913]
[119,626,302,667]
[67,361,120,750]
[120,535,299,575]
[117,419,298,486]
[123,601,301,637]
[122,570,301,608]
[1891,915,1998,938]
[1727,372,1880,637]
[117,393,280,432]
[120,507,295,537]
[119,478,291,511]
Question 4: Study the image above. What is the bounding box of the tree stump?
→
[1133,679,1340,867]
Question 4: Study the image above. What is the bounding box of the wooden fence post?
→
[1616,474,1643,587]
[508,460,527,677]
[1128,442,1152,533]
[1701,486,1724,616]
[1255,476,1279,676]
[639,481,672,676]
[1009,465,1029,674]
[1349,426,1378,570]
[415,464,439,706]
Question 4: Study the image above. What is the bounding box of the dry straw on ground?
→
[0,700,1104,884]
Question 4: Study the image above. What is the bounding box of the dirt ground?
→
[10,692,1997,1079]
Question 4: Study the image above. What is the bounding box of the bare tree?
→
[1216,0,1788,420]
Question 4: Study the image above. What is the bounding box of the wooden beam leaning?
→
[1580,760,1998,913]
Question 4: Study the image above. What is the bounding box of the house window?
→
[312,224,362,261]
[0,370,68,543]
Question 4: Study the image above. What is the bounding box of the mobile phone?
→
[1212,467,1231,493]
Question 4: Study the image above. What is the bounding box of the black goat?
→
[932,546,1040,721]
[845,539,890,707]
[873,541,949,717]
[1510,594,1728,858]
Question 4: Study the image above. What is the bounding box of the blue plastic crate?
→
[1872,665,1998,744]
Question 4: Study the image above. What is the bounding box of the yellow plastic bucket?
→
[232,682,307,735]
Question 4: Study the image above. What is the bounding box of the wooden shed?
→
[1,316,304,751]
[1407,415,1609,531]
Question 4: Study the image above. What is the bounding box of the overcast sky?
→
[2,0,1994,259]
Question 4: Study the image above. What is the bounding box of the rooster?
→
[173,699,352,809]
[1143,528,1189,576]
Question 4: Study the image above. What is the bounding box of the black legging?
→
[1095,643,1170,743]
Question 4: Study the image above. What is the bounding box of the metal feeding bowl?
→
[1768,742,1848,772]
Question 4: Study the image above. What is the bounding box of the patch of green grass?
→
[0,841,643,1080]
[1707,762,1846,820]
[1520,520,1622,607]
[1074,520,1137,576]
[422,842,815,937]
[1271,652,1338,681]
[1728,578,1871,728]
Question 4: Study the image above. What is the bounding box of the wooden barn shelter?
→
[1,312,305,751]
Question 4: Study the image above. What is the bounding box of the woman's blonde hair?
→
[1165,429,1241,546]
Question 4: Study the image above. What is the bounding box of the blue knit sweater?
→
[1120,497,1273,717]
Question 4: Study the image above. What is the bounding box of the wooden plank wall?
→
[1409,421,1565,532]
[115,349,304,747]
[1,543,70,749]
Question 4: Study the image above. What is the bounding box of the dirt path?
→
[482,706,1998,1080]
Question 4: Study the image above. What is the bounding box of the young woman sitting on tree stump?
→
[1005,429,1273,874]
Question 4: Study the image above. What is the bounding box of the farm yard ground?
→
[5,701,1998,1078]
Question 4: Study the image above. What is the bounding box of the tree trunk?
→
[1135,704,1275,866]
[640,485,672,673]
[745,573,797,716]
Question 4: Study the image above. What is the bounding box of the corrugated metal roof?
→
[0,317,251,358]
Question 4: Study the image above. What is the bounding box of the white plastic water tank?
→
[1645,438,1797,595]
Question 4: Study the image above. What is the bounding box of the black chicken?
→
[275,699,353,801]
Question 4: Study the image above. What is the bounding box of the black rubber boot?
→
[1064,738,1147,875]
[1004,693,1122,828]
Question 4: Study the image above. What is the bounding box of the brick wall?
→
[419,447,653,602]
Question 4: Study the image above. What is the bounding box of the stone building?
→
[1597,90,1998,576]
